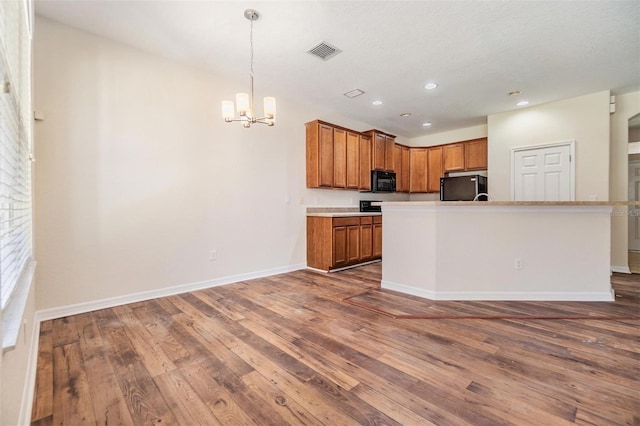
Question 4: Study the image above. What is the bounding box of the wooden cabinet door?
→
[359,134,372,190]
[333,226,347,267]
[306,121,334,188]
[317,123,334,187]
[385,137,395,171]
[443,143,465,172]
[393,144,403,191]
[409,148,428,193]
[347,225,360,263]
[373,222,383,258]
[346,131,359,189]
[465,138,488,170]
[427,146,443,193]
[373,133,386,170]
[360,223,373,260]
[333,128,347,188]
[401,146,410,193]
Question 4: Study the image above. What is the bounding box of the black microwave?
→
[371,170,396,193]
[440,175,488,201]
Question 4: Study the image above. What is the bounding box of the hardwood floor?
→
[629,251,640,274]
[31,264,639,425]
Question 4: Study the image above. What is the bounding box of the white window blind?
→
[0,0,33,309]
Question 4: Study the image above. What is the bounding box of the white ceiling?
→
[34,0,640,138]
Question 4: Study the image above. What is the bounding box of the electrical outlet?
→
[514,258,523,270]
[210,250,217,261]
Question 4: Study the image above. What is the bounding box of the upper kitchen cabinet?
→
[333,127,347,188]
[401,145,410,193]
[464,138,488,170]
[358,133,372,191]
[393,143,410,193]
[443,143,465,172]
[363,130,396,172]
[427,146,443,193]
[409,148,428,193]
[346,131,360,189]
[306,120,334,188]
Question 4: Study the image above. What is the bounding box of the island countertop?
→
[374,201,638,207]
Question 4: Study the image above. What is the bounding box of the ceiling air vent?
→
[307,41,342,61]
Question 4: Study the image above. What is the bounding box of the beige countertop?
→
[374,201,640,207]
[306,207,381,217]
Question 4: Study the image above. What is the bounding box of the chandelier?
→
[222,9,276,127]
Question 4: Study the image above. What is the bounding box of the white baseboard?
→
[18,313,41,426]
[36,263,306,321]
[611,265,631,274]
[381,280,615,302]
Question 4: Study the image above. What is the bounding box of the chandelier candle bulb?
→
[236,93,250,115]
[264,97,276,120]
[222,101,234,121]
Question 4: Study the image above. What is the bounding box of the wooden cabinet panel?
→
[359,134,372,191]
[373,222,382,258]
[333,128,347,188]
[305,121,334,188]
[465,138,488,170]
[346,225,360,263]
[360,223,373,260]
[333,226,348,267]
[409,148,428,193]
[393,144,403,192]
[346,131,360,189]
[401,146,410,193]
[427,146,443,193]
[443,143,465,172]
[365,130,396,172]
[306,217,333,271]
[385,138,395,171]
[372,133,386,170]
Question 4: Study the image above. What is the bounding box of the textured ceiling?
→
[34,0,640,138]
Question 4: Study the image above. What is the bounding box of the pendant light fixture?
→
[222,9,276,127]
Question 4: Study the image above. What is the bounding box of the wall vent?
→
[307,41,342,61]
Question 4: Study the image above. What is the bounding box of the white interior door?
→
[512,142,574,201]
[628,162,640,251]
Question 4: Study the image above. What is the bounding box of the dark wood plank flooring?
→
[31,264,640,425]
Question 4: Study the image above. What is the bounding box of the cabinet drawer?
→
[360,216,373,225]
[373,216,382,224]
[333,217,361,227]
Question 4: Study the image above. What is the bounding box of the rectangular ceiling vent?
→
[307,41,342,61]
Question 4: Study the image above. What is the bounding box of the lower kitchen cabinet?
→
[373,216,382,258]
[307,215,382,271]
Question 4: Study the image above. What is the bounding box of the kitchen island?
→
[378,201,620,301]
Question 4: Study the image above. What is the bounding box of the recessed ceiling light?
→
[344,89,365,98]
[422,121,432,127]
[516,100,529,107]
[372,100,383,106]
[400,113,411,117]
[508,90,521,96]
[424,82,438,90]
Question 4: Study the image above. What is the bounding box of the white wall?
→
[610,91,640,271]
[33,17,408,311]
[487,91,611,201]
